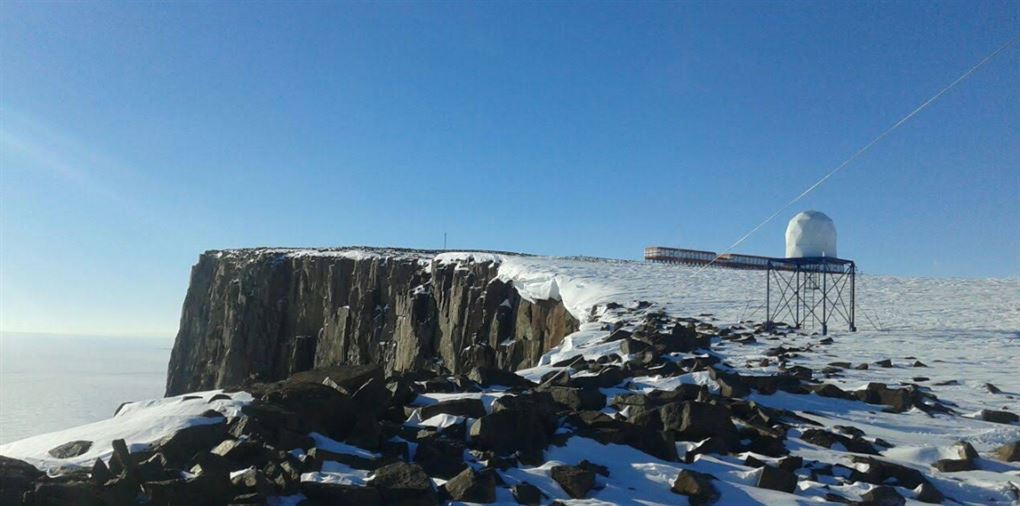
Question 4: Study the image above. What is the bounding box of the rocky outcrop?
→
[166,249,578,396]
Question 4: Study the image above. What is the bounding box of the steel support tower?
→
[765,257,856,335]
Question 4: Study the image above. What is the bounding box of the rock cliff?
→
[165,248,578,396]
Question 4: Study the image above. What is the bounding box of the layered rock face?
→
[165,249,577,396]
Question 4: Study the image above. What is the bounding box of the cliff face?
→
[165,249,578,396]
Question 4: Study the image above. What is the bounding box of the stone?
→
[661,401,738,443]
[511,482,544,505]
[413,438,467,479]
[549,465,596,499]
[954,441,979,461]
[874,359,894,368]
[977,409,1018,424]
[468,366,536,389]
[800,428,878,455]
[859,485,905,505]
[854,383,917,413]
[755,464,797,493]
[993,441,1020,462]
[543,386,606,411]
[932,458,974,472]
[369,462,437,506]
[850,456,931,489]
[47,440,92,459]
[443,467,496,503]
[985,383,1002,394]
[27,479,100,505]
[301,481,382,505]
[811,383,849,399]
[670,469,719,505]
[419,398,486,419]
[914,482,945,503]
[154,420,228,467]
[778,456,803,472]
[0,455,44,505]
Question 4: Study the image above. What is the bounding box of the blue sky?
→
[2,2,1018,336]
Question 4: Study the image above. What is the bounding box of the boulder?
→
[301,481,382,505]
[670,469,719,505]
[549,465,596,499]
[932,458,974,472]
[419,398,486,420]
[0,456,43,505]
[914,482,945,504]
[800,428,878,455]
[154,421,229,467]
[443,467,496,503]
[511,482,544,505]
[755,464,797,493]
[468,366,536,389]
[859,485,905,505]
[977,409,1018,424]
[47,440,92,459]
[369,462,437,506]
[291,364,383,393]
[413,438,468,479]
[542,386,606,411]
[850,456,932,490]
[993,441,1020,462]
[661,401,737,443]
[27,479,100,506]
[954,441,979,461]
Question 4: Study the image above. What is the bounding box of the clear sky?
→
[2,1,1018,337]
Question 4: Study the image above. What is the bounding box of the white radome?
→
[785,211,837,258]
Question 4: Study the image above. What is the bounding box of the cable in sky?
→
[699,33,1020,271]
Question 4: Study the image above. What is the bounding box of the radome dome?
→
[785,211,837,258]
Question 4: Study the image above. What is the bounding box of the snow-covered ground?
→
[2,251,1018,504]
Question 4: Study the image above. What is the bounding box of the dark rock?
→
[91,458,113,485]
[577,459,609,477]
[854,383,917,413]
[230,468,274,497]
[27,479,101,506]
[352,376,391,414]
[0,455,44,505]
[413,438,467,479]
[542,386,606,411]
[801,429,878,455]
[301,481,382,505]
[977,409,1018,424]
[755,464,797,493]
[912,360,928,367]
[549,465,596,499]
[47,440,92,459]
[154,421,228,467]
[993,441,1020,462]
[850,456,932,489]
[932,458,975,472]
[511,482,544,505]
[468,366,536,389]
[419,398,486,419]
[954,441,979,461]
[670,469,718,504]
[914,482,945,504]
[811,383,850,399]
[874,359,893,368]
[443,467,496,503]
[859,485,905,505]
[985,383,1002,394]
[369,462,437,506]
[778,456,803,472]
[661,401,737,443]
[248,380,358,440]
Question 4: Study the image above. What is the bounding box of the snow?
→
[0,390,251,473]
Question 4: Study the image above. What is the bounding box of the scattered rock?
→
[419,398,486,420]
[511,482,544,505]
[550,464,596,499]
[671,469,719,504]
[914,482,945,504]
[47,440,92,459]
[755,464,797,493]
[993,441,1020,462]
[0,456,44,504]
[985,383,1002,394]
[977,409,1018,424]
[932,458,975,472]
[874,359,894,368]
[860,485,905,505]
[369,462,437,506]
[444,467,496,503]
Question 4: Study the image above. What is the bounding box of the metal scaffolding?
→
[765,257,856,335]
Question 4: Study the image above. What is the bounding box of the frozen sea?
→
[0,333,171,444]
